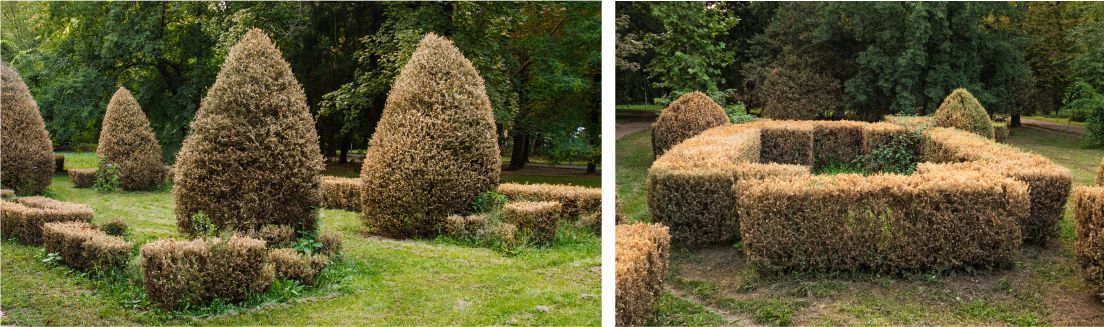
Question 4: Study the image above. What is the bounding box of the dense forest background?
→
[0,2,601,170]
[616,2,1104,129]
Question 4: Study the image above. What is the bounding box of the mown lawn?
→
[617,125,1104,326]
[1,153,601,325]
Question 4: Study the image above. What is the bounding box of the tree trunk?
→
[338,137,350,164]
[508,133,530,170]
[586,162,596,174]
[1011,114,1021,127]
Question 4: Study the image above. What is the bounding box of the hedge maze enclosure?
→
[647,119,1072,273]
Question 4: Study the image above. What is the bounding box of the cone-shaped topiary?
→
[359,33,501,238]
[651,91,729,158]
[97,87,164,191]
[173,29,324,236]
[1,64,54,195]
[933,88,995,139]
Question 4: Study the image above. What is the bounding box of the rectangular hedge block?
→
[43,221,132,274]
[1,197,94,245]
[1074,186,1104,297]
[269,248,329,286]
[68,168,97,188]
[502,201,563,246]
[497,183,600,219]
[760,123,814,166]
[320,176,361,211]
[616,223,671,327]
[813,121,865,163]
[139,235,273,310]
[738,171,1027,273]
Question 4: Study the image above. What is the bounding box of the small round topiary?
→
[933,88,995,139]
[173,29,324,236]
[359,33,501,238]
[97,87,164,191]
[651,91,729,158]
[1,64,54,195]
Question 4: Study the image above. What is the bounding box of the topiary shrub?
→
[932,88,995,139]
[139,235,273,310]
[651,91,729,158]
[1,64,54,195]
[68,168,97,188]
[97,87,165,191]
[269,248,329,286]
[359,33,500,238]
[173,29,324,237]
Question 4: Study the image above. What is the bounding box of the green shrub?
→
[856,131,920,175]
[94,162,121,192]
[616,223,671,327]
[101,219,129,237]
[359,33,500,238]
[471,191,509,213]
[651,91,729,158]
[97,87,164,191]
[725,102,758,124]
[139,235,274,310]
[173,28,324,237]
[932,88,995,139]
[0,64,54,195]
[758,60,843,120]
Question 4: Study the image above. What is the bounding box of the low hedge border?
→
[502,201,563,246]
[68,168,97,188]
[615,223,671,327]
[320,176,360,211]
[269,248,329,286]
[139,235,273,310]
[497,183,601,219]
[43,221,132,274]
[1075,185,1104,298]
[1,196,94,244]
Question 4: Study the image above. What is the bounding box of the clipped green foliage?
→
[359,33,500,238]
[932,88,995,139]
[0,64,54,195]
[651,91,729,158]
[97,87,164,191]
[173,29,324,236]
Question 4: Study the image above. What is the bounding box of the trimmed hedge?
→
[497,183,601,219]
[359,33,500,238]
[318,230,343,257]
[884,115,935,133]
[445,214,490,240]
[615,223,671,327]
[739,171,1027,272]
[760,122,813,165]
[97,87,164,191]
[813,120,865,163]
[69,168,97,188]
[42,221,131,274]
[862,122,910,155]
[651,91,729,158]
[269,248,329,285]
[1074,186,1104,297]
[174,29,324,236]
[502,201,562,246]
[253,224,296,248]
[54,154,65,173]
[139,235,274,310]
[1,64,54,195]
[1,197,94,244]
[933,88,995,139]
[320,176,361,211]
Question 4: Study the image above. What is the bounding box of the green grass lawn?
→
[2,155,601,325]
[617,126,1104,326]
[616,104,664,112]
[1024,115,1086,127]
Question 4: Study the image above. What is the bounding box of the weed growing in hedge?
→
[94,162,122,192]
[855,132,919,174]
[471,191,509,213]
[102,219,129,237]
[189,211,217,238]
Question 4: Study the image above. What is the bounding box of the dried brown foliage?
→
[318,230,343,257]
[497,183,601,219]
[139,235,273,310]
[444,214,490,240]
[1074,186,1104,297]
[502,201,562,246]
[68,168,97,188]
[320,176,361,211]
[173,29,324,236]
[97,87,164,190]
[1,64,54,195]
[651,91,729,158]
[1,189,14,199]
[739,171,1026,272]
[359,33,500,238]
[269,248,329,285]
[1097,158,1103,186]
[933,88,995,139]
[813,121,865,163]
[884,115,936,133]
[615,223,670,326]
[43,221,131,274]
[253,224,296,248]
[993,123,1009,143]
[760,122,814,165]
[1,197,94,244]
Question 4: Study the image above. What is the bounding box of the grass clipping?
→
[173,28,324,236]
[0,64,54,195]
[359,33,500,238]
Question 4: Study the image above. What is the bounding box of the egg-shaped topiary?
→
[173,29,324,236]
[1,64,54,195]
[933,88,995,139]
[97,87,164,191]
[651,91,729,158]
[359,33,501,238]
